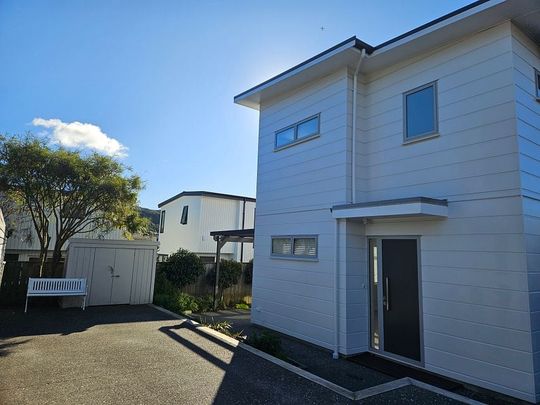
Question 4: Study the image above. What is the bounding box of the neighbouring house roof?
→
[158,191,256,208]
[235,0,540,109]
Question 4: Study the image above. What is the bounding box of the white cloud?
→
[32,118,128,157]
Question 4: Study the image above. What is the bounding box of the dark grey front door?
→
[381,239,421,362]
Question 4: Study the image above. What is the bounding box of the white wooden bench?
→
[25,278,87,313]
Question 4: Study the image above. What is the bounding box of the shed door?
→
[110,249,135,304]
[89,248,115,306]
[89,248,135,306]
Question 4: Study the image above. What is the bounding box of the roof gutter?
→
[351,49,366,204]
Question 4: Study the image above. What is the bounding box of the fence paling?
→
[0,261,64,305]
[158,262,252,305]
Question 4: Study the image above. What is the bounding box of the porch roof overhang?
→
[331,197,448,220]
[210,228,254,244]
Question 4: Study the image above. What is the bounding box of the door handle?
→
[384,277,390,311]
[112,275,120,278]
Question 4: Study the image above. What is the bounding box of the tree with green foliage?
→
[0,135,148,275]
[208,259,243,292]
[162,248,205,288]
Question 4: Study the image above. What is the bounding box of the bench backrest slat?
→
[27,278,87,294]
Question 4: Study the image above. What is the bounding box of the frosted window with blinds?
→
[271,235,318,258]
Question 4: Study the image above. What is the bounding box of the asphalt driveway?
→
[0,305,357,404]
[0,305,465,405]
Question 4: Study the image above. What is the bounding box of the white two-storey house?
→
[235,0,540,402]
[157,191,255,262]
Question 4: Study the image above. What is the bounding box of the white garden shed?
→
[63,238,158,307]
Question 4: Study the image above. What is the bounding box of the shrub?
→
[154,268,177,296]
[196,295,214,313]
[244,260,253,284]
[247,331,284,359]
[177,292,200,313]
[163,248,205,288]
[208,259,242,289]
[235,303,250,310]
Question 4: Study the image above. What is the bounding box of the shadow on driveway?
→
[0,304,175,338]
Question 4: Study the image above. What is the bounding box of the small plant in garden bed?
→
[234,299,251,310]
[246,331,286,360]
[200,318,245,340]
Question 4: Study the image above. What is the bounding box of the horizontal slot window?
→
[275,114,320,150]
[271,235,317,258]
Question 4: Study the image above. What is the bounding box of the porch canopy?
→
[209,228,254,309]
[331,197,448,220]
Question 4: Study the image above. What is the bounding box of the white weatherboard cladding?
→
[64,239,157,306]
[251,21,540,403]
[158,195,203,255]
[511,24,540,402]
[158,195,254,261]
[5,214,125,257]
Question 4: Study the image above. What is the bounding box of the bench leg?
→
[82,295,86,311]
[24,296,28,314]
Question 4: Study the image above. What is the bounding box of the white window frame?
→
[274,114,320,151]
[403,81,439,143]
[271,235,318,260]
[535,68,540,100]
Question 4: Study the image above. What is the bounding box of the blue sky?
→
[0,1,471,209]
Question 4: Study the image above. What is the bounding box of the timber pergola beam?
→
[210,228,254,310]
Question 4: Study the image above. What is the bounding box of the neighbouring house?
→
[235,0,540,402]
[157,191,255,262]
[5,213,125,263]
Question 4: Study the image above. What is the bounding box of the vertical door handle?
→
[384,277,390,311]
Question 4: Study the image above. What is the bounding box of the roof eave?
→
[234,36,372,110]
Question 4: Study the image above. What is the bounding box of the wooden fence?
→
[159,263,252,306]
[0,261,64,305]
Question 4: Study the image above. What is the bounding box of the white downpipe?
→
[351,49,366,204]
[333,217,340,359]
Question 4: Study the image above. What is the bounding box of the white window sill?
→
[270,255,319,262]
[274,134,320,152]
[403,132,439,145]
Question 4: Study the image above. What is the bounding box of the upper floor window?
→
[159,210,166,233]
[180,205,188,225]
[275,114,320,150]
[271,235,318,259]
[404,82,438,141]
[535,69,540,99]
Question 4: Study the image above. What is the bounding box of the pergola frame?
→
[210,228,254,310]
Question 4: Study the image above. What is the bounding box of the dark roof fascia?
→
[235,0,494,102]
[332,197,448,211]
[234,36,373,101]
[373,0,492,50]
[158,191,256,208]
[210,228,255,237]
